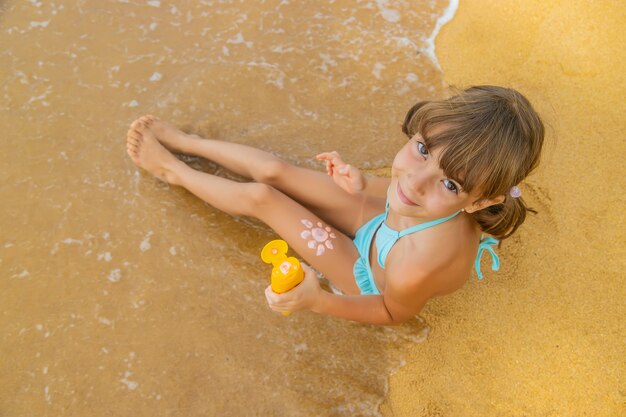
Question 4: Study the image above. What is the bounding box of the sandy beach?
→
[382,1,625,415]
[0,0,623,415]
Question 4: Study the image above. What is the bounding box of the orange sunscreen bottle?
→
[261,240,304,316]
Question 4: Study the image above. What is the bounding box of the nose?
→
[407,172,425,196]
[407,166,434,196]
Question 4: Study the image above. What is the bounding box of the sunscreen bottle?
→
[261,240,304,316]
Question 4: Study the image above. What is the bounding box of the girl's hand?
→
[264,263,323,314]
[315,151,365,194]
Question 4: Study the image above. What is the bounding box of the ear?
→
[464,195,505,214]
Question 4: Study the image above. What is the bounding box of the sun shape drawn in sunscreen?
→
[300,219,336,256]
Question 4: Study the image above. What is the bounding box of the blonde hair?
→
[402,86,544,240]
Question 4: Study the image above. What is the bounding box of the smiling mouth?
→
[396,182,418,206]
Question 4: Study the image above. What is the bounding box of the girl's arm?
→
[316,151,390,198]
[311,292,398,325]
[265,264,430,325]
[312,277,431,324]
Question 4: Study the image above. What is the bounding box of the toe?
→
[127,130,142,144]
[135,121,147,133]
[136,122,155,140]
[130,118,142,130]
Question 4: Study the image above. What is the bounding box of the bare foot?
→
[130,115,197,154]
[126,121,185,184]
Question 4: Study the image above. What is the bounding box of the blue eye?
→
[442,179,459,194]
[416,141,429,158]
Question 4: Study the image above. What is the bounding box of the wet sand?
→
[0,1,442,415]
[382,1,625,415]
[1,0,623,415]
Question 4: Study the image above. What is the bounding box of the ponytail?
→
[471,194,536,241]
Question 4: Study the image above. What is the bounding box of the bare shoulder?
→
[385,215,481,297]
[376,258,440,323]
[373,215,481,322]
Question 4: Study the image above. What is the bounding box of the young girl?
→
[125,85,544,325]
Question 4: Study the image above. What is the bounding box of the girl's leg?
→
[126,122,362,294]
[131,116,379,236]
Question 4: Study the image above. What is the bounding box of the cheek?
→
[392,147,413,170]
[426,191,465,212]
[425,193,447,210]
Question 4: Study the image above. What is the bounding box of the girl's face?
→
[390,132,480,220]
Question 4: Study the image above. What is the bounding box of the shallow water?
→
[0,0,451,415]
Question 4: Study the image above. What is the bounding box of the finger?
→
[346,164,362,179]
[317,151,341,160]
[321,159,332,176]
[315,152,335,161]
[265,286,278,306]
[328,151,341,162]
[265,285,276,307]
[265,286,290,311]
[330,153,347,169]
[317,153,335,176]
[302,264,320,285]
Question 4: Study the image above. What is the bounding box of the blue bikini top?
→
[375,210,459,268]
[376,204,500,279]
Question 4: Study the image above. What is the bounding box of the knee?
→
[241,183,277,214]
[257,158,288,184]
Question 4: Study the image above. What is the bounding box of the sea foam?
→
[423,0,459,70]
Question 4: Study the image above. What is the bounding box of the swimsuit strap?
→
[475,236,500,280]
[398,211,460,237]
[376,204,460,268]
[383,197,460,233]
